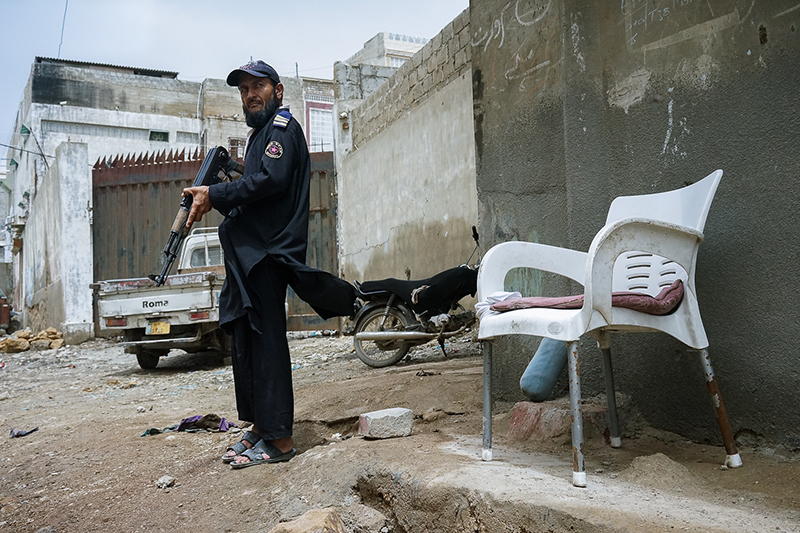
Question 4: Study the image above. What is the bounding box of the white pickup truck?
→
[94,228,229,369]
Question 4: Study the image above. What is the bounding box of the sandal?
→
[230,439,296,469]
[221,430,261,463]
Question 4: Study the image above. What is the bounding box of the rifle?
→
[149,146,244,286]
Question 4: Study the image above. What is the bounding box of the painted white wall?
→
[337,71,476,281]
[23,142,93,343]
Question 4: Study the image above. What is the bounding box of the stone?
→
[422,407,447,422]
[49,338,65,350]
[269,507,347,533]
[15,331,31,340]
[358,407,413,439]
[156,475,176,489]
[30,339,53,351]
[45,327,59,338]
[1,337,30,353]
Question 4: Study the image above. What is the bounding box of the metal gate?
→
[92,149,221,283]
[92,149,340,331]
[286,152,340,332]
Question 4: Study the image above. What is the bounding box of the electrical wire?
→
[0,142,54,159]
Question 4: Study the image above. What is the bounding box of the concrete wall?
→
[470,0,800,449]
[24,142,93,343]
[335,9,478,282]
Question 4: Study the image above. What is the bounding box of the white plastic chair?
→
[477,170,741,487]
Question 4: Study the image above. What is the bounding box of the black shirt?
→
[208,108,310,330]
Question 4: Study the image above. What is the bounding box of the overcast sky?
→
[0,0,469,166]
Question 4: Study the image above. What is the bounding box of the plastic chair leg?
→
[699,348,742,468]
[601,347,622,448]
[567,340,586,487]
[482,340,493,461]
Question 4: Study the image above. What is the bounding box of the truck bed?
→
[96,272,223,330]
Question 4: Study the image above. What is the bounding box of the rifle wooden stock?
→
[149,146,242,286]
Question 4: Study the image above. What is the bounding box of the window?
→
[308,108,333,153]
[190,245,223,267]
[149,130,169,142]
[389,56,407,68]
[229,138,246,160]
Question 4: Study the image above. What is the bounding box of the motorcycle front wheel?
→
[354,307,412,367]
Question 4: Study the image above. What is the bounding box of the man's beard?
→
[244,94,280,129]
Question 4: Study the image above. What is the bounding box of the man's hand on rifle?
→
[183,185,212,227]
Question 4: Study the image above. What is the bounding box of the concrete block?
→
[458,27,470,50]
[359,407,413,439]
[431,32,443,53]
[455,49,468,70]
[454,8,469,34]
[508,401,608,443]
[442,21,454,44]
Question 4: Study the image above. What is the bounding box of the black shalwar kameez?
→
[208,107,354,440]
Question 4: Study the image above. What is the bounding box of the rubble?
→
[0,327,65,353]
[269,508,348,533]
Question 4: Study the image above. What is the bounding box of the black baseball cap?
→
[226,60,281,87]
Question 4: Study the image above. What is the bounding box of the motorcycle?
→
[346,227,481,368]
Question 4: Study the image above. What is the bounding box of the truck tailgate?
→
[96,273,218,318]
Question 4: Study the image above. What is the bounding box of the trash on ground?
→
[9,427,39,438]
[141,413,236,437]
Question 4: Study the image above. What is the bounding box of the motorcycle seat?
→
[358,266,477,316]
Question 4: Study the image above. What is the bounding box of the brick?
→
[508,401,608,443]
[359,407,414,438]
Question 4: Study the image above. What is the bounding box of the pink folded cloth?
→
[489,279,684,316]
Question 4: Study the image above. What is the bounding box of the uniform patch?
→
[265,141,283,159]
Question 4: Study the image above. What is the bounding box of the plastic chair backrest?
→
[611,252,687,297]
[605,170,723,232]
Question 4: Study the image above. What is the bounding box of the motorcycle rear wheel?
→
[354,307,412,367]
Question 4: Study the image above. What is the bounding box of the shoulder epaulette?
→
[273,109,292,129]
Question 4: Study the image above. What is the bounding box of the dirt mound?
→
[620,452,706,491]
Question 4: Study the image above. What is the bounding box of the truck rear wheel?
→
[136,349,166,369]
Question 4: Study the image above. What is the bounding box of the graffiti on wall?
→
[471,0,561,97]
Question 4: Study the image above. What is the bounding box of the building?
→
[3,57,335,336]
[345,32,428,68]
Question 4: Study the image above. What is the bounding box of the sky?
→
[0,0,469,167]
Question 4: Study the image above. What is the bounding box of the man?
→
[184,60,356,468]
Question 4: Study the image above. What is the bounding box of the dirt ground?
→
[1,331,799,532]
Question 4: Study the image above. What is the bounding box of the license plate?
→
[146,321,170,335]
